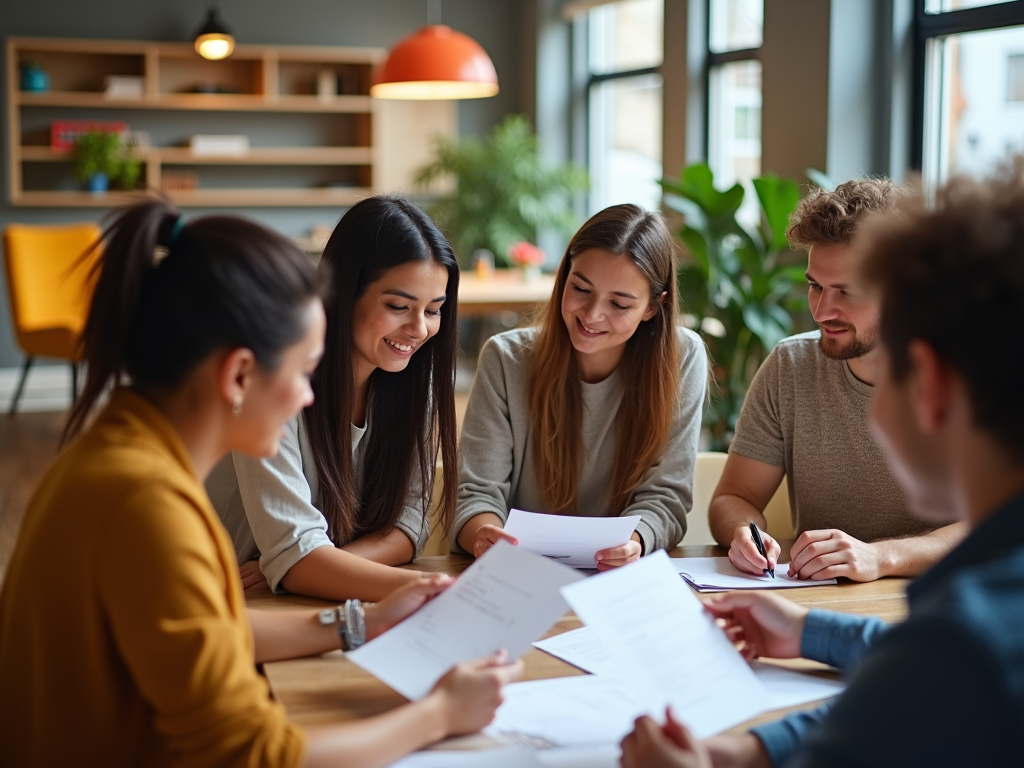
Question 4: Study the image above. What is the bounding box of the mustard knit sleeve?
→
[96,483,306,768]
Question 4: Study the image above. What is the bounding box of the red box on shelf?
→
[51,121,128,151]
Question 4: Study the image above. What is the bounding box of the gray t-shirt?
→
[454,326,708,554]
[729,331,930,542]
[206,413,428,593]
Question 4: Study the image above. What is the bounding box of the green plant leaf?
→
[753,174,801,252]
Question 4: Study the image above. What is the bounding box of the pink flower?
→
[508,241,545,266]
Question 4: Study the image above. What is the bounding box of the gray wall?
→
[0,0,530,368]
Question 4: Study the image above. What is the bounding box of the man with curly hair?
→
[708,179,964,582]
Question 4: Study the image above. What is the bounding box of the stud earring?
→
[232,395,244,417]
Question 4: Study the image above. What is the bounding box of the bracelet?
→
[344,599,366,650]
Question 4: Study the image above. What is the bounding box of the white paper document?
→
[671,557,838,592]
[560,551,769,738]
[533,627,844,710]
[385,748,545,768]
[348,541,582,700]
[486,675,645,748]
[503,509,641,569]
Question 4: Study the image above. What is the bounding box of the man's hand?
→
[704,734,772,768]
[595,533,642,571]
[728,525,781,577]
[788,529,886,581]
[621,709,713,768]
[702,591,809,661]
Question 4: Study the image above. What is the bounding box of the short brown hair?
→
[860,162,1024,462]
[787,178,907,250]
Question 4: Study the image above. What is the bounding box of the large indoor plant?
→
[415,114,588,268]
[660,162,807,449]
[73,131,141,192]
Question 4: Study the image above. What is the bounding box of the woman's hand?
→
[427,650,524,736]
[702,591,809,661]
[239,560,270,592]
[363,573,454,640]
[595,533,642,571]
[621,708,712,768]
[472,524,518,559]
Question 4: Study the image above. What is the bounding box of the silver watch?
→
[317,600,366,651]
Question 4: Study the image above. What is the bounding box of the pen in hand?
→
[748,522,775,578]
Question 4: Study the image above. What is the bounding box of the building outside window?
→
[707,0,763,221]
[585,0,664,213]
[916,0,1024,186]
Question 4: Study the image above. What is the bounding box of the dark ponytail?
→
[64,196,327,443]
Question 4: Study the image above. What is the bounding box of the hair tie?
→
[153,215,184,268]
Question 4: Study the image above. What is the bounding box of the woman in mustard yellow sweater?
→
[0,199,520,768]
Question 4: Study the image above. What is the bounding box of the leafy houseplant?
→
[660,163,807,449]
[73,131,141,192]
[415,114,588,268]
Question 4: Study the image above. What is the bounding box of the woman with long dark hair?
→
[454,204,707,567]
[0,198,518,766]
[208,195,459,600]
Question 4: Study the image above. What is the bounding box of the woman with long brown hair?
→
[0,198,518,767]
[454,204,707,567]
[207,195,459,600]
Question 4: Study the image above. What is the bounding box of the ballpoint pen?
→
[748,522,775,578]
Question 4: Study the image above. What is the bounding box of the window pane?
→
[709,60,762,220]
[923,25,1024,186]
[925,0,1017,13]
[589,73,663,212]
[710,0,763,53]
[589,0,663,75]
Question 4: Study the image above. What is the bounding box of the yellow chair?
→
[2,223,101,414]
[686,451,793,546]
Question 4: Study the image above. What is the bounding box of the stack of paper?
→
[502,509,640,569]
[104,75,143,99]
[670,557,838,592]
[189,134,250,157]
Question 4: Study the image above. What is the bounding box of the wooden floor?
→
[0,410,66,587]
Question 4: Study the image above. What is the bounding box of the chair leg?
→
[8,356,34,416]
[70,362,78,405]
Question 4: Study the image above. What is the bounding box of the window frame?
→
[704,2,762,183]
[911,0,1024,171]
[582,1,665,213]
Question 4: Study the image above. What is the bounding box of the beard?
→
[817,321,878,360]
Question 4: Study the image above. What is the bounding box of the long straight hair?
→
[528,204,680,514]
[64,197,326,444]
[304,195,459,545]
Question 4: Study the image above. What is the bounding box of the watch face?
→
[318,608,336,627]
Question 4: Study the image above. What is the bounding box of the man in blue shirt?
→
[620,167,1024,768]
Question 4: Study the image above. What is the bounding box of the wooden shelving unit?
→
[6,36,394,208]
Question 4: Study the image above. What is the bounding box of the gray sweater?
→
[453,326,708,554]
[206,414,428,593]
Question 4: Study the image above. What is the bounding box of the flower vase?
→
[520,264,541,283]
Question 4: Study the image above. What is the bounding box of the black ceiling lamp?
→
[194,5,235,60]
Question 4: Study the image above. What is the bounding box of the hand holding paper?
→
[560,551,769,738]
[348,540,582,700]
[503,509,641,569]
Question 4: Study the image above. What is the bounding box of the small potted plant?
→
[73,131,141,193]
[508,241,545,282]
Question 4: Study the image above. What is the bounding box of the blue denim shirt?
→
[752,491,1024,767]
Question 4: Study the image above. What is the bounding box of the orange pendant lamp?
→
[371,23,499,100]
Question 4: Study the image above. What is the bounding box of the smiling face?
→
[237,299,326,458]
[560,248,659,382]
[806,242,881,360]
[351,259,449,386]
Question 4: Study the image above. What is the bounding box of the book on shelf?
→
[104,75,144,99]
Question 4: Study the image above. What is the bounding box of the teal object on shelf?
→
[20,62,50,92]
[86,173,109,193]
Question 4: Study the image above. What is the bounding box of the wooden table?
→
[246,545,909,745]
[456,271,556,318]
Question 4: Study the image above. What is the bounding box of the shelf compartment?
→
[17,91,374,113]
[21,146,374,165]
[12,188,372,208]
